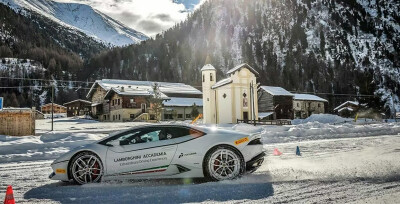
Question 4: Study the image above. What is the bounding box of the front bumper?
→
[246,152,265,172]
[49,160,70,181]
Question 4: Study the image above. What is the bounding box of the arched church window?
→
[203,74,205,82]
[210,73,213,81]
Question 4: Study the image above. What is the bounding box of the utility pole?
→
[51,85,54,131]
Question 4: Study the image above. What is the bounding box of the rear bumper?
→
[246,152,265,172]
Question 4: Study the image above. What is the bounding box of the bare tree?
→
[149,83,163,122]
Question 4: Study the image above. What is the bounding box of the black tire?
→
[203,145,245,181]
[69,151,103,185]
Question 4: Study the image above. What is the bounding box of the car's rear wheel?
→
[204,145,245,181]
[69,152,103,185]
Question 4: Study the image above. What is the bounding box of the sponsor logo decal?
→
[234,137,249,145]
[56,168,66,174]
[178,152,197,158]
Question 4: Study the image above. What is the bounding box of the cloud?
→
[152,14,173,22]
[55,0,206,37]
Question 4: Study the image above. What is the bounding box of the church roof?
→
[227,63,259,76]
[201,64,216,71]
[260,86,294,96]
[212,78,233,89]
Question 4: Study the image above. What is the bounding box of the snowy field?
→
[1,115,400,203]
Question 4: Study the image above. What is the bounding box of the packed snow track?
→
[1,136,400,203]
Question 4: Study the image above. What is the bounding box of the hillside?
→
[86,0,399,112]
[0,3,103,108]
[0,0,149,46]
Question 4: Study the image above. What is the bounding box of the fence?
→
[237,119,292,126]
[0,108,35,136]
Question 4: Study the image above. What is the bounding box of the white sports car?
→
[49,124,265,184]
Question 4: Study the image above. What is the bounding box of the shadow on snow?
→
[24,175,274,203]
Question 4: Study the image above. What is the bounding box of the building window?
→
[112,100,114,106]
[130,99,135,103]
[164,114,173,120]
[119,114,121,120]
[118,99,120,105]
[297,103,299,107]
[178,114,183,118]
[318,103,321,108]
[130,114,135,119]
[203,74,205,82]
[210,73,213,81]
[113,115,115,121]
[186,114,191,119]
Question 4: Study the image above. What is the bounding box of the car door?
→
[105,127,178,177]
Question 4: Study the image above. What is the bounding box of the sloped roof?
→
[163,97,203,107]
[63,99,92,106]
[87,79,202,99]
[258,112,274,118]
[201,64,216,71]
[227,63,259,76]
[104,87,169,100]
[41,103,66,108]
[212,78,233,89]
[259,86,294,96]
[294,94,328,102]
[334,101,359,111]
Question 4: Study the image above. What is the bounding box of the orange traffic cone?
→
[4,185,15,204]
[273,148,282,156]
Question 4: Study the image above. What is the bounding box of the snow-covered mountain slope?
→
[0,0,148,46]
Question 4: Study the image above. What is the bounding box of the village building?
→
[293,94,328,119]
[86,79,202,122]
[334,101,360,117]
[258,86,294,120]
[162,97,203,121]
[63,99,92,117]
[202,63,259,124]
[41,103,67,114]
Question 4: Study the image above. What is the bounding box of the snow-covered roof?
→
[212,78,233,89]
[258,112,273,118]
[227,63,259,76]
[104,87,169,100]
[334,101,359,111]
[338,107,354,112]
[294,94,328,102]
[41,103,66,108]
[63,99,92,106]
[163,97,203,107]
[259,86,294,96]
[201,64,216,71]
[87,79,202,99]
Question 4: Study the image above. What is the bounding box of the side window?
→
[106,128,164,146]
[164,127,204,139]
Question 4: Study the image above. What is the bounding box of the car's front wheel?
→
[204,145,245,181]
[69,152,103,185]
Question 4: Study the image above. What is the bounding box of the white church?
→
[201,63,259,124]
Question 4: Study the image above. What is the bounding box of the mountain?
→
[86,0,400,112]
[0,0,149,46]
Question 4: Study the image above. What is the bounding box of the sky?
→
[56,0,205,37]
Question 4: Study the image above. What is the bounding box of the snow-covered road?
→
[1,116,400,203]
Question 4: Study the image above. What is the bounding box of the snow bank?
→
[262,122,400,143]
[292,114,352,125]
[0,132,105,163]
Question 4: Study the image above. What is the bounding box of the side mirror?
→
[108,140,121,147]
